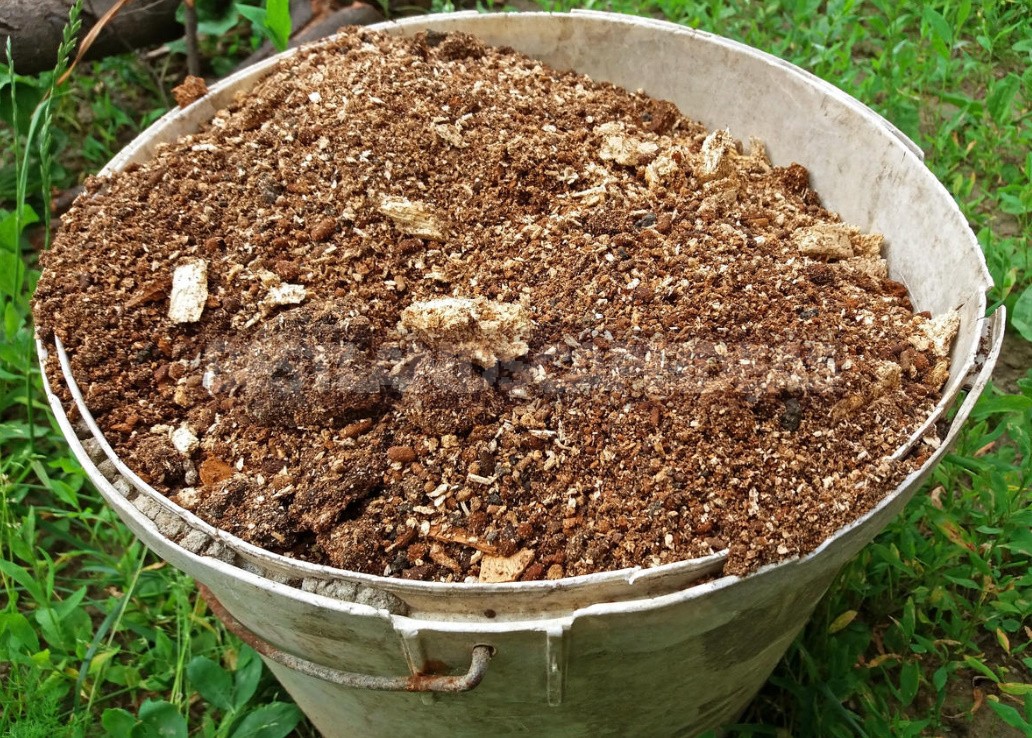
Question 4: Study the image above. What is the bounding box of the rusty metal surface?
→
[198,584,493,693]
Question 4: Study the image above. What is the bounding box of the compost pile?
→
[35,29,958,582]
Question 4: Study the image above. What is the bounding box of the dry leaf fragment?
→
[970,687,984,715]
[478,549,535,583]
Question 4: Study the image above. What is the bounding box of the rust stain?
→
[199,585,492,694]
[199,584,271,655]
[405,658,457,690]
[420,659,450,675]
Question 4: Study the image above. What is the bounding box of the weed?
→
[101,645,302,738]
[170,1,295,74]
[238,0,294,53]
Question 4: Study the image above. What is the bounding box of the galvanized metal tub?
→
[38,10,1004,737]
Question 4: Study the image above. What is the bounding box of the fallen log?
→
[1,0,183,75]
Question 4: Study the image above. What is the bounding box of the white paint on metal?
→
[545,624,568,706]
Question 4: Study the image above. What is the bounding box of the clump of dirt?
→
[35,29,957,582]
[231,301,384,428]
[172,75,208,108]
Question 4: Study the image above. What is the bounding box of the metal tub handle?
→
[199,585,493,693]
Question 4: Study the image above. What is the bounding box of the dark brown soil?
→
[35,29,957,582]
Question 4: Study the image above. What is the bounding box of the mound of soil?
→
[35,29,956,582]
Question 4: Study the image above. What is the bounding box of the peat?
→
[35,29,955,582]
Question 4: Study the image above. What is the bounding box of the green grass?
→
[1,1,1030,735]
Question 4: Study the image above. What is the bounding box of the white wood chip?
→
[266,283,307,307]
[378,196,446,240]
[478,549,535,583]
[792,223,855,260]
[170,425,199,455]
[433,122,466,148]
[399,296,531,367]
[699,128,738,180]
[911,311,960,357]
[168,259,208,323]
[598,123,659,166]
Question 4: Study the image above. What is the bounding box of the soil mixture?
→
[35,29,958,583]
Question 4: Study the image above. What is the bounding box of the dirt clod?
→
[198,457,235,487]
[172,75,208,108]
[387,445,417,464]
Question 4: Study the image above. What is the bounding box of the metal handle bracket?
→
[199,585,492,693]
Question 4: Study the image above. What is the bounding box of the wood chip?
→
[170,425,198,455]
[699,128,737,180]
[264,282,307,308]
[597,122,659,166]
[478,549,535,583]
[793,223,855,260]
[399,296,531,367]
[433,122,466,148]
[168,259,208,323]
[428,526,498,555]
[429,543,462,573]
[378,196,445,240]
